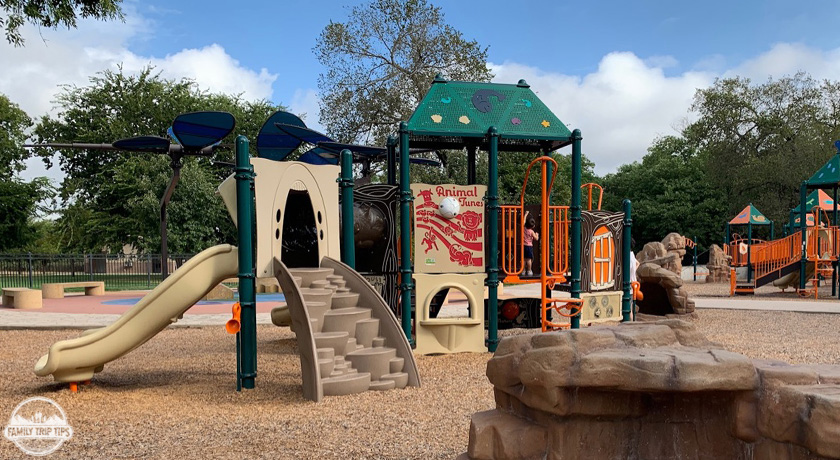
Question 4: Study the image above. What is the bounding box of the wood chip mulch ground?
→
[1,292,839,459]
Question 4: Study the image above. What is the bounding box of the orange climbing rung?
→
[500,205,524,278]
[542,297,583,332]
[549,206,570,275]
[499,158,571,280]
[500,155,582,332]
[581,183,603,211]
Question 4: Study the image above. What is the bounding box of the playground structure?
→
[498,159,630,330]
[33,112,421,398]
[396,77,634,353]
[726,142,840,298]
[31,76,637,394]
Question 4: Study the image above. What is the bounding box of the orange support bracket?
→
[729,268,736,297]
[631,281,643,301]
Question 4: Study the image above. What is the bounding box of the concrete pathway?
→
[694,297,840,314]
[500,283,840,314]
[0,310,273,330]
[3,285,839,330]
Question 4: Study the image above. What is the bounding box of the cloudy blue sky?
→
[5,0,840,180]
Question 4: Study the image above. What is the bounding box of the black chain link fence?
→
[0,253,195,291]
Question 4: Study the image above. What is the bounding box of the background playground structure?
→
[726,141,840,299]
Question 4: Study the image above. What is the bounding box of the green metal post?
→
[621,199,632,322]
[725,224,730,245]
[770,222,774,241]
[235,135,257,390]
[789,210,795,236]
[487,127,500,351]
[800,182,807,291]
[339,149,356,269]
[693,235,697,282]
[467,145,477,185]
[570,129,582,329]
[386,136,397,186]
[398,123,414,346]
[747,222,752,284]
[835,186,838,298]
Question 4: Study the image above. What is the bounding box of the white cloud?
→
[491,43,840,176]
[491,53,715,175]
[727,42,840,82]
[114,44,277,102]
[7,7,840,185]
[1,28,277,119]
[289,88,324,131]
[1,12,277,183]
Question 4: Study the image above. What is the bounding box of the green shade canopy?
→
[806,142,840,186]
[807,154,840,186]
[792,189,836,213]
[729,204,772,225]
[405,77,572,152]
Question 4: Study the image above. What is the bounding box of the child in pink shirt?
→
[523,211,539,276]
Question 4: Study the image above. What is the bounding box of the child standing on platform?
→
[523,211,539,276]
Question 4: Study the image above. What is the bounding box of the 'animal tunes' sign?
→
[411,184,486,274]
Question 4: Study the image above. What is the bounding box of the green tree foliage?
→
[315,0,492,168]
[684,73,840,227]
[606,73,840,249]
[603,136,727,247]
[0,177,53,251]
[0,93,55,251]
[1,0,123,46]
[0,93,32,178]
[33,67,282,253]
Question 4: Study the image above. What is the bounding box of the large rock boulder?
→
[636,241,695,315]
[461,321,840,460]
[661,232,687,273]
[707,243,732,283]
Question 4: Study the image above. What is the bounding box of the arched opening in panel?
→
[427,286,471,319]
[281,190,319,268]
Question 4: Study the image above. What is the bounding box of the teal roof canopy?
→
[806,142,840,186]
[405,77,573,152]
[807,154,840,186]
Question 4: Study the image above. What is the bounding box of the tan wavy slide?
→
[34,244,239,383]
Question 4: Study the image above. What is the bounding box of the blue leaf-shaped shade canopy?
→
[171,111,235,152]
[274,123,333,146]
[297,146,441,168]
[256,111,307,161]
[407,157,442,167]
[317,141,387,157]
[299,149,337,165]
[112,136,171,153]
